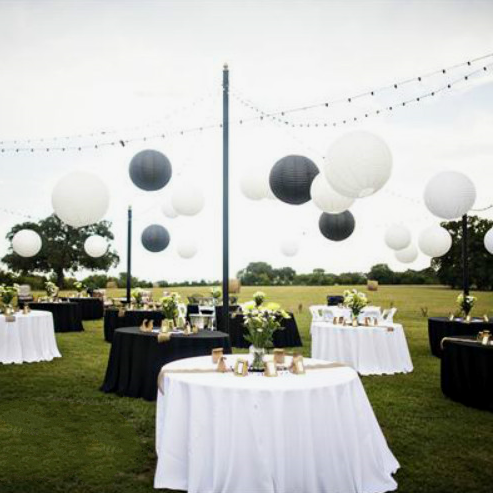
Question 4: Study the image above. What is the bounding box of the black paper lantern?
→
[269,155,319,205]
[141,224,170,252]
[319,211,355,241]
[129,150,172,191]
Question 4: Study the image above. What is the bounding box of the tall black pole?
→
[222,64,230,332]
[462,214,469,296]
[126,206,132,304]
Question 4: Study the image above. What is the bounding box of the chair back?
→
[382,307,397,323]
[309,305,326,322]
[177,303,187,318]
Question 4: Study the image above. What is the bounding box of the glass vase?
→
[249,345,266,371]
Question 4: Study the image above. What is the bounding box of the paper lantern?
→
[324,131,392,198]
[240,173,269,201]
[129,150,172,191]
[84,235,108,258]
[280,238,299,257]
[384,224,412,251]
[269,155,319,205]
[418,225,452,257]
[161,196,178,219]
[12,229,42,257]
[318,211,355,241]
[171,180,205,216]
[310,174,355,213]
[395,243,418,263]
[484,227,493,255]
[141,225,170,253]
[176,238,198,259]
[424,171,476,219]
[52,171,110,227]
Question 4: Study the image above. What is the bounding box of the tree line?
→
[1,214,492,290]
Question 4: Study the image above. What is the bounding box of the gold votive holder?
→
[273,349,285,365]
[212,348,224,364]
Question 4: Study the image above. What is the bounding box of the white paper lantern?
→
[384,224,412,251]
[395,243,418,263]
[324,131,393,198]
[240,173,269,201]
[176,238,198,259]
[161,196,178,219]
[12,229,42,257]
[280,238,299,257]
[310,174,355,213]
[52,171,110,227]
[84,235,108,258]
[424,171,476,219]
[484,227,493,255]
[171,180,205,216]
[418,225,452,257]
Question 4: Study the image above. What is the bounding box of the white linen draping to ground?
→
[311,322,413,376]
[0,310,61,364]
[154,354,399,493]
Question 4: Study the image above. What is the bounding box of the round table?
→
[101,328,232,401]
[60,297,104,320]
[28,302,83,333]
[0,310,61,364]
[311,322,413,375]
[428,317,493,357]
[227,312,302,348]
[104,309,164,342]
[441,336,493,411]
[154,354,399,493]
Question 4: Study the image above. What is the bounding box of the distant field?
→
[0,285,492,492]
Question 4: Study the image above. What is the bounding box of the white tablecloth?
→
[322,305,382,321]
[0,310,61,364]
[311,322,413,375]
[155,355,399,493]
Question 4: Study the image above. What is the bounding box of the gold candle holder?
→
[290,355,306,375]
[212,348,224,364]
[273,349,285,365]
[448,313,455,321]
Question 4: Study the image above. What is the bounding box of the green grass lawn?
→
[1,285,492,492]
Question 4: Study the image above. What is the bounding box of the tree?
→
[432,215,493,290]
[2,214,119,288]
[237,262,276,285]
[368,264,395,284]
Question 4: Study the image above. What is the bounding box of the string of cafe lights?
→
[231,61,493,128]
[0,89,221,147]
[1,52,492,154]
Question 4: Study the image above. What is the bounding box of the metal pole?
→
[222,64,230,333]
[462,214,469,296]
[126,206,132,304]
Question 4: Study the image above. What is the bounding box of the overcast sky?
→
[0,0,492,282]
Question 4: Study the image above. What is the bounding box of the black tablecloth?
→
[441,336,493,411]
[104,309,164,343]
[101,328,232,401]
[29,302,83,332]
[227,313,302,348]
[428,317,493,357]
[215,305,240,331]
[61,297,104,320]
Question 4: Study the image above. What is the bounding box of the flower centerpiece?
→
[457,293,476,320]
[0,284,19,314]
[74,281,85,296]
[45,281,59,300]
[211,287,222,304]
[343,289,368,325]
[253,291,266,307]
[160,292,181,327]
[131,288,145,308]
[242,296,290,371]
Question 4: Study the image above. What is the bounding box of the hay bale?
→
[367,280,378,291]
[106,281,117,289]
[229,279,241,293]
